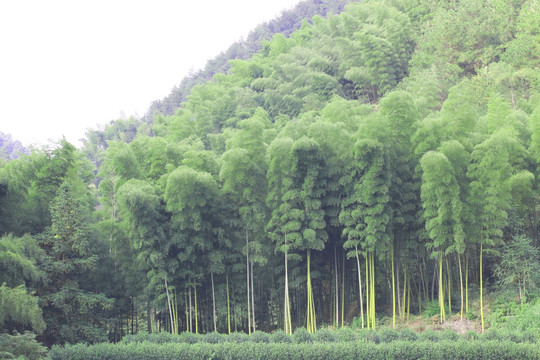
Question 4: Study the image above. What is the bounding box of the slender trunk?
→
[465,253,469,314]
[194,285,199,334]
[407,278,411,321]
[392,249,396,328]
[458,254,464,320]
[306,249,316,333]
[439,253,445,323]
[518,278,523,304]
[251,260,256,331]
[245,228,251,334]
[189,286,193,332]
[365,253,370,329]
[172,291,178,334]
[284,242,292,334]
[164,277,175,334]
[226,274,231,334]
[341,252,345,327]
[418,257,426,309]
[147,299,152,333]
[480,241,484,333]
[355,246,364,329]
[431,260,436,302]
[334,244,339,327]
[447,257,452,314]
[185,291,189,332]
[396,258,402,319]
[211,271,217,332]
[402,267,407,321]
[370,252,376,329]
[131,295,135,335]
[153,308,158,334]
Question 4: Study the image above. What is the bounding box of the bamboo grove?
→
[1,0,539,346]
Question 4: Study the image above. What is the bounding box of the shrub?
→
[482,328,502,341]
[418,329,440,342]
[121,331,179,344]
[0,332,47,360]
[463,330,480,341]
[47,340,540,360]
[202,331,225,344]
[334,327,358,342]
[250,331,270,343]
[423,300,448,318]
[293,327,312,343]
[379,328,399,343]
[356,329,379,343]
[314,328,335,342]
[398,328,417,341]
[228,332,250,343]
[269,330,291,343]
[177,331,201,344]
[440,329,460,341]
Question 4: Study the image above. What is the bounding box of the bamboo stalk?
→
[226,274,231,334]
[366,252,371,329]
[194,285,199,334]
[458,254,464,320]
[355,246,364,329]
[480,242,484,333]
[392,249,396,328]
[164,277,175,334]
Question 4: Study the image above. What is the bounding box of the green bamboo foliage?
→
[340,138,390,329]
[467,130,526,332]
[420,151,464,323]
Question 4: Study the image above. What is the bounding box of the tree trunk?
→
[211,271,217,332]
[251,260,256,331]
[334,244,339,327]
[194,285,199,334]
[402,267,407,321]
[392,249,396,328]
[446,257,452,314]
[458,254,464,320]
[439,253,445,323]
[480,242,484,333]
[306,249,316,333]
[147,299,152,333]
[189,286,192,332]
[370,252,376,329]
[396,257,402,319]
[341,254,345,327]
[355,246,364,329]
[284,238,292,334]
[164,277,175,334]
[245,228,251,334]
[226,274,231,334]
[365,254,370,329]
[465,253,469,314]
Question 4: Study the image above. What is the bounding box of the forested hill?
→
[142,0,355,122]
[1,0,539,353]
[0,132,28,161]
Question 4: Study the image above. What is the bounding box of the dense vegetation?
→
[1,0,539,357]
[47,330,540,360]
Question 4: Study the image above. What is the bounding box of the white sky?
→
[0,0,301,147]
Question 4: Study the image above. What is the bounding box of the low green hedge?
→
[118,328,539,345]
[48,340,540,360]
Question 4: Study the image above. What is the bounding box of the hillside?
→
[142,0,356,122]
[0,0,539,356]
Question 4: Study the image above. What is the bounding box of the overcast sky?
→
[0,0,301,147]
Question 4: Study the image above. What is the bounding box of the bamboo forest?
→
[1,0,540,358]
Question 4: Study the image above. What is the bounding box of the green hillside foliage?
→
[1,0,539,354]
